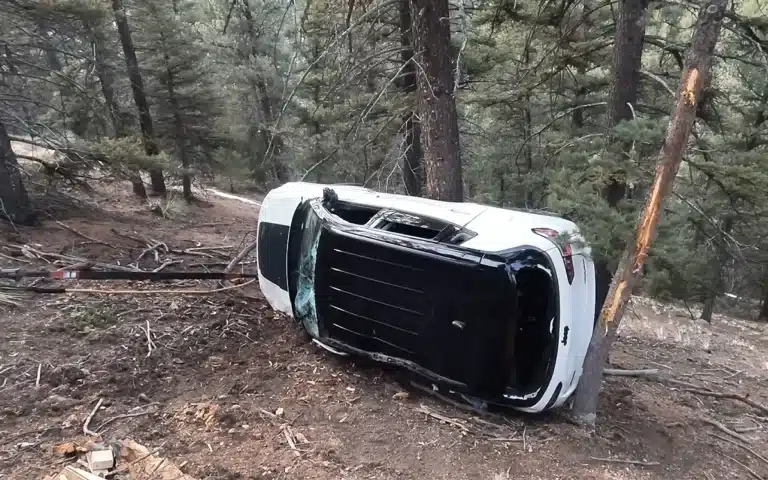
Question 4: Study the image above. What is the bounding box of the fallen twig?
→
[702,417,752,444]
[83,398,103,437]
[415,404,471,434]
[687,390,768,416]
[604,368,659,377]
[96,409,155,433]
[10,244,140,272]
[224,238,258,273]
[716,449,764,480]
[141,320,157,358]
[60,279,256,295]
[137,242,167,263]
[621,372,768,415]
[711,433,768,467]
[153,260,182,272]
[589,457,660,467]
[282,425,299,453]
[185,245,234,252]
[47,214,117,249]
[35,363,41,388]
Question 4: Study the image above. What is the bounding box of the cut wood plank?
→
[58,466,104,480]
[119,438,197,480]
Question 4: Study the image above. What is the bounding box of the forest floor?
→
[1,178,767,480]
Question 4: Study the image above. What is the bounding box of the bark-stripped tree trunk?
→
[111,0,167,196]
[594,0,649,324]
[410,0,463,201]
[571,0,728,425]
[399,0,423,196]
[0,120,33,225]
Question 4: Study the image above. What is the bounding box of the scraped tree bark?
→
[571,0,728,425]
[399,0,423,196]
[410,0,462,201]
[0,120,33,225]
[594,0,650,323]
[111,0,167,196]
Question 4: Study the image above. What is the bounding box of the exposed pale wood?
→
[119,438,197,480]
[59,465,104,480]
[83,398,103,436]
[569,0,729,424]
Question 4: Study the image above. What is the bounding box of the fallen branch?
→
[10,244,140,272]
[46,215,117,249]
[224,238,258,273]
[35,363,41,388]
[63,279,256,295]
[687,390,768,416]
[589,457,660,467]
[415,404,472,434]
[95,409,155,433]
[717,450,764,480]
[83,398,103,437]
[604,368,659,377]
[710,433,768,467]
[701,417,752,444]
[615,371,768,415]
[137,242,167,263]
[153,260,181,272]
[141,320,157,358]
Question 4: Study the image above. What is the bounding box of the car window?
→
[325,200,382,225]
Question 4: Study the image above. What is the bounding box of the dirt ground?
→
[1,180,767,480]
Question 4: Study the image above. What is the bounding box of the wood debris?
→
[118,438,197,480]
[45,465,104,480]
[174,402,218,427]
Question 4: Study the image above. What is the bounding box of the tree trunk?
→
[522,41,534,207]
[36,19,73,131]
[163,53,193,203]
[0,120,33,226]
[256,79,289,183]
[111,0,166,196]
[239,0,289,184]
[760,281,768,321]
[570,0,727,425]
[594,0,649,323]
[399,0,423,196]
[700,216,732,323]
[410,0,463,202]
[88,21,147,198]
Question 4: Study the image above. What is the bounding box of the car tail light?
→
[532,227,575,284]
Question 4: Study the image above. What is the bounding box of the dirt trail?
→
[0,181,766,479]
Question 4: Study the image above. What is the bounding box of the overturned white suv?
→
[256,182,596,412]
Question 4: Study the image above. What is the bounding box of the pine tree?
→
[571,0,729,425]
